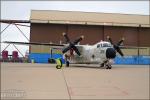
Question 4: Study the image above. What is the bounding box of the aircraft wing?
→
[2,41,89,57]
[120,46,148,49]
[1,41,65,47]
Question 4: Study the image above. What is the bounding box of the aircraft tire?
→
[106,65,111,69]
[66,61,69,67]
[56,65,62,69]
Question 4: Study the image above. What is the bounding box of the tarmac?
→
[1,62,150,99]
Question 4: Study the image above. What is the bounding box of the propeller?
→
[62,33,84,56]
[107,36,124,57]
[63,32,70,43]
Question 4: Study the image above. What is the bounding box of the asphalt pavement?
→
[1,63,149,99]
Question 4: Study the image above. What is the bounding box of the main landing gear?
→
[66,60,70,67]
[106,64,112,69]
[100,60,112,69]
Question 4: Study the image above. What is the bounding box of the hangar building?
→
[29,10,150,64]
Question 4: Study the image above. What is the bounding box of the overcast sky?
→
[1,1,149,56]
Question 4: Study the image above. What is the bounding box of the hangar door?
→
[139,27,150,47]
[30,23,67,53]
[67,25,104,45]
[30,23,67,43]
[104,26,138,46]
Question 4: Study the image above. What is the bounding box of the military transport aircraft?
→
[2,33,124,69]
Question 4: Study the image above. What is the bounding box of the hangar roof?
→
[30,10,150,27]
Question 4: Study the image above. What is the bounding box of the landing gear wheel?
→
[56,65,62,69]
[106,65,112,69]
[66,61,70,67]
[106,66,109,69]
[108,66,112,69]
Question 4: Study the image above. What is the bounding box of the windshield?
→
[102,43,111,47]
[97,44,101,48]
[97,42,111,48]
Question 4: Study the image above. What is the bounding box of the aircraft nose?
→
[106,48,116,59]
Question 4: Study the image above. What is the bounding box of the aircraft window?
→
[102,43,111,47]
[97,44,101,48]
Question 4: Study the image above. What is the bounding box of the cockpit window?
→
[102,43,111,47]
[97,43,111,48]
[97,44,101,48]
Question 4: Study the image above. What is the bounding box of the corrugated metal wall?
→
[139,27,150,47]
[104,26,138,46]
[30,23,150,47]
[30,23,67,43]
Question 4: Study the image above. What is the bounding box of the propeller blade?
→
[62,45,72,54]
[62,33,82,56]
[113,44,124,57]
[107,36,124,57]
[62,32,70,43]
[118,49,124,57]
[117,37,124,46]
[73,35,84,45]
[116,48,124,57]
[107,36,113,45]
[72,46,81,56]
